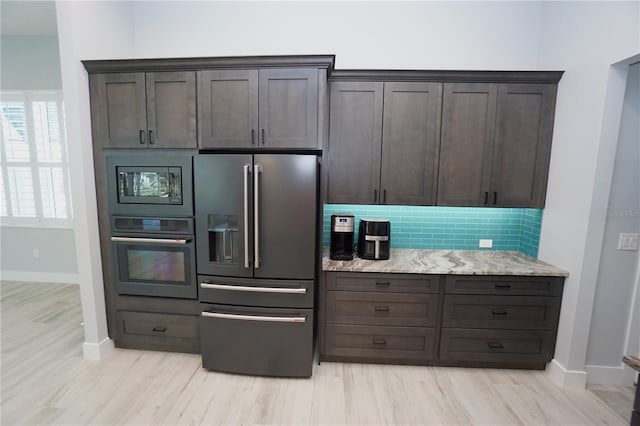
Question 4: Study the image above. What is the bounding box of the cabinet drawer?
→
[439,328,555,364]
[116,311,200,353]
[445,275,563,296]
[327,272,440,293]
[325,325,436,360]
[442,295,560,330]
[326,291,438,327]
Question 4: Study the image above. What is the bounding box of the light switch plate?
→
[479,239,493,248]
[618,233,639,251]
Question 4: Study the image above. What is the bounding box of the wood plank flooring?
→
[1,281,635,425]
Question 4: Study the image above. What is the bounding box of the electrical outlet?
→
[618,233,639,251]
[33,249,40,258]
[479,239,493,248]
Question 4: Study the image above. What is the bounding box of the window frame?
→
[0,90,73,228]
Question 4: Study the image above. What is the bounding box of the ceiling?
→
[1,1,58,36]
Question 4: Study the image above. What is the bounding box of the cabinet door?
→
[258,69,318,149]
[490,84,557,208]
[198,70,259,149]
[380,82,442,205]
[145,72,197,149]
[438,83,497,206]
[327,82,383,204]
[90,73,147,148]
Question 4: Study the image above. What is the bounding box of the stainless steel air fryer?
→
[330,214,354,260]
[357,218,390,260]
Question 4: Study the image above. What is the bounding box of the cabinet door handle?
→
[494,283,511,289]
[492,191,498,205]
[383,189,387,204]
[261,128,265,145]
[372,338,386,345]
[374,189,378,203]
[491,310,508,316]
[484,191,489,205]
[148,130,154,145]
[375,281,390,287]
[139,130,146,145]
[487,342,504,349]
[251,129,255,145]
[152,326,167,332]
[374,306,389,312]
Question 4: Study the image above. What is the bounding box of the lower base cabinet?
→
[115,310,200,353]
[320,272,564,369]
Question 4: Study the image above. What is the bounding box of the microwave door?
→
[194,154,253,278]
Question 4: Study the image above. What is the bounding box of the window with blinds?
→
[0,92,72,226]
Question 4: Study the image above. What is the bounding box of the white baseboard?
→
[0,270,79,284]
[585,364,629,385]
[82,338,115,360]
[546,359,588,388]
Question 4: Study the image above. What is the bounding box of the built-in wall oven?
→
[111,216,197,299]
[106,153,196,299]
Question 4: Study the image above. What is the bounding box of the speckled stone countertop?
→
[322,249,569,277]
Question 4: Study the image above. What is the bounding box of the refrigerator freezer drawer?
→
[198,275,314,308]
[200,304,313,377]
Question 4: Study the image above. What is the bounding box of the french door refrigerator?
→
[194,154,318,377]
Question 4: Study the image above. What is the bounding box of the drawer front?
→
[200,304,313,377]
[198,275,314,308]
[325,325,436,360]
[327,272,440,294]
[442,295,560,330]
[116,310,200,352]
[439,328,556,364]
[326,291,438,327]
[445,275,563,296]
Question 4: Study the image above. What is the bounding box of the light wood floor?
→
[1,281,635,425]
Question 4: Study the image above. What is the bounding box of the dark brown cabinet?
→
[90,72,197,149]
[199,68,319,149]
[320,271,564,369]
[438,83,557,208]
[327,80,442,205]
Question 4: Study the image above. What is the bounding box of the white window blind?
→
[0,91,72,226]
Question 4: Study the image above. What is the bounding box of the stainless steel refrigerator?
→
[194,154,318,377]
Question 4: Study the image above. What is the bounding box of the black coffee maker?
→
[357,218,391,260]
[330,214,355,260]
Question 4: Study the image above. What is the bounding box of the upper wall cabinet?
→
[327,80,442,205]
[438,82,557,208]
[89,72,197,149]
[198,68,319,149]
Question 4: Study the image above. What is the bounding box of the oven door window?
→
[116,243,190,286]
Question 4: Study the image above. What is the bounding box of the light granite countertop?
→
[322,249,569,277]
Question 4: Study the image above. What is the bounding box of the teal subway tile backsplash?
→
[323,205,543,258]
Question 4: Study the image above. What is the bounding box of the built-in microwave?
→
[106,154,193,217]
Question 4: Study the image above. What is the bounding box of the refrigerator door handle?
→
[243,164,250,269]
[254,164,260,269]
[202,311,306,323]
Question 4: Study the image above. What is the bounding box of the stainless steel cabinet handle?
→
[200,283,306,294]
[254,164,260,269]
[243,164,250,268]
[110,236,190,245]
[139,130,146,145]
[148,130,154,145]
[201,311,306,323]
[261,128,265,145]
[251,129,255,145]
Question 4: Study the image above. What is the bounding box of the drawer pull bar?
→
[152,326,167,332]
[487,342,504,349]
[491,310,508,316]
[372,338,387,345]
[200,283,306,294]
[111,237,191,245]
[375,281,390,286]
[374,306,389,312]
[494,284,511,289]
[202,311,306,323]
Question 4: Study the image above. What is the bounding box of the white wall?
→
[55,0,135,360]
[0,35,61,90]
[131,1,542,70]
[585,62,640,385]
[537,2,640,387]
